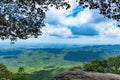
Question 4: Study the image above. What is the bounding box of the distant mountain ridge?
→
[1,43,120,49]
[1,44,120,79]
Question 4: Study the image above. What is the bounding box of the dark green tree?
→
[0,0,120,42]
[18,67,24,73]
[77,0,120,21]
[0,0,70,42]
[76,56,120,74]
[0,63,12,79]
[83,59,108,73]
[9,74,32,80]
[107,56,120,74]
[0,63,32,80]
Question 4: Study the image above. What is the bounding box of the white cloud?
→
[44,0,120,44]
[41,23,72,38]
[46,7,92,26]
[1,0,120,45]
[93,20,120,38]
[105,26,120,38]
[45,0,77,24]
[60,8,92,26]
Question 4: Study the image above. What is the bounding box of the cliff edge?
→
[53,69,120,80]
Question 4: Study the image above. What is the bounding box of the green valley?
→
[1,44,120,80]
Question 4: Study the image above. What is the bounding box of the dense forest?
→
[73,56,120,74]
[1,45,120,80]
[1,55,120,80]
[0,63,31,80]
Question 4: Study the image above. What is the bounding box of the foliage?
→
[83,59,107,72]
[107,56,120,73]
[1,45,120,73]
[0,0,70,42]
[9,74,31,80]
[0,63,31,80]
[31,69,55,80]
[74,56,120,74]
[18,67,24,73]
[30,68,66,80]
[0,0,120,41]
[77,0,120,21]
[0,63,12,79]
[1,45,120,79]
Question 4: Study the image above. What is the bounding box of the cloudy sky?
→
[1,0,120,45]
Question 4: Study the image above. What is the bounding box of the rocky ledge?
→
[53,69,120,80]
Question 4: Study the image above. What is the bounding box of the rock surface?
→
[53,69,120,80]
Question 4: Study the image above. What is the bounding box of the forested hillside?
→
[1,45,120,80]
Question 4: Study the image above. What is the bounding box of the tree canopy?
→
[0,0,120,41]
[0,0,69,42]
[78,0,120,21]
[0,63,12,79]
[0,63,32,80]
[73,56,120,74]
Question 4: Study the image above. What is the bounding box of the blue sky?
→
[0,0,120,45]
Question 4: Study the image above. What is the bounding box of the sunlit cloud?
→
[41,23,72,38]
[0,0,120,44]
[42,0,120,44]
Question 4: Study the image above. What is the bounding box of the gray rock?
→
[53,69,120,80]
